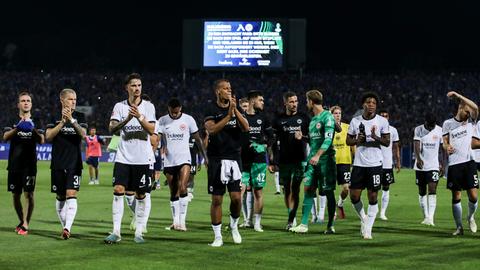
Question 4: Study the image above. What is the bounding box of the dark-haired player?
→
[414,112,443,226]
[378,110,400,220]
[3,92,44,235]
[158,97,207,231]
[204,79,249,247]
[240,90,272,232]
[46,88,87,240]
[270,91,310,230]
[442,91,479,235]
[346,92,390,239]
[104,73,156,244]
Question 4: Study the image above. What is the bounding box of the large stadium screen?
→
[203,20,285,68]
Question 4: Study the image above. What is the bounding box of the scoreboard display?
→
[203,21,285,68]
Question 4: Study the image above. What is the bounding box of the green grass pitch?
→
[0,160,479,270]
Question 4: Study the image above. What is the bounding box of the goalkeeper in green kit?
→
[290,90,337,234]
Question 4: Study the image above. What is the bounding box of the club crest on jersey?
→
[180,124,187,131]
[297,119,302,124]
[257,119,262,125]
[316,123,322,129]
[335,135,341,140]
[432,135,438,140]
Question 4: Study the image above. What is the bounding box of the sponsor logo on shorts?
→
[52,185,57,191]
[10,184,15,190]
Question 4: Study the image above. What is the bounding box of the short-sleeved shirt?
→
[334,122,352,165]
[47,111,87,170]
[475,122,480,163]
[241,111,271,165]
[413,124,442,171]
[442,118,476,166]
[348,114,390,167]
[4,118,42,173]
[381,125,400,169]
[158,113,198,167]
[308,110,335,160]
[204,102,244,160]
[271,112,309,164]
[110,99,156,165]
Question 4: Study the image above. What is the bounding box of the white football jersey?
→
[381,125,399,169]
[348,114,390,167]
[474,122,480,162]
[158,113,198,167]
[413,125,442,171]
[442,118,475,166]
[110,99,156,165]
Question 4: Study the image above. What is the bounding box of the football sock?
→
[112,193,124,235]
[452,201,463,229]
[380,190,390,217]
[56,199,66,228]
[64,197,78,231]
[134,197,146,237]
[326,190,336,227]
[427,194,436,221]
[179,194,189,227]
[301,191,315,225]
[419,195,428,218]
[467,199,478,221]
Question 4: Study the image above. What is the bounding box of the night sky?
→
[1,1,480,70]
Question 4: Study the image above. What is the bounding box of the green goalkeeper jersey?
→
[307,110,335,160]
